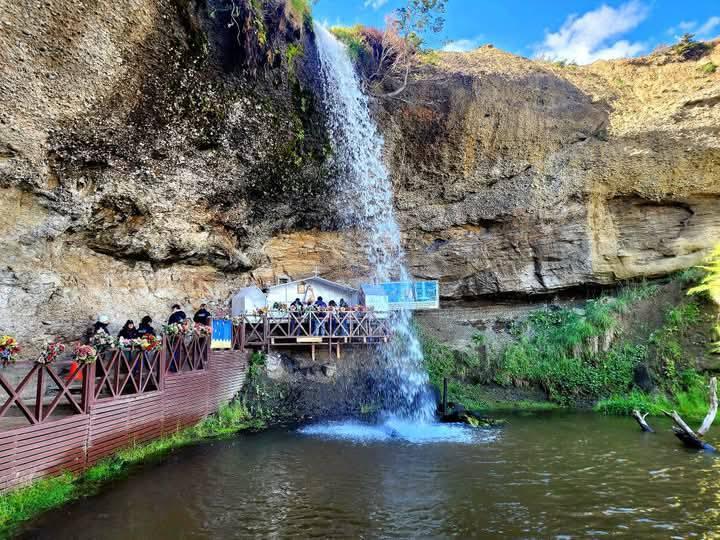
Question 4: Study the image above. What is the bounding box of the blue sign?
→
[211,319,232,349]
[364,281,439,310]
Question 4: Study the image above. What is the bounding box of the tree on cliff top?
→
[333,0,448,98]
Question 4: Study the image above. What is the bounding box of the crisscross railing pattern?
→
[231,310,394,350]
[0,363,89,425]
[164,335,209,374]
[94,349,162,401]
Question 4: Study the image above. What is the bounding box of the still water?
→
[21,413,720,538]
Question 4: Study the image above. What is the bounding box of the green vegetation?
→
[595,390,673,417]
[330,25,369,62]
[688,243,720,353]
[0,401,263,537]
[286,0,312,28]
[672,33,710,60]
[495,284,658,405]
[700,61,718,74]
[423,274,717,419]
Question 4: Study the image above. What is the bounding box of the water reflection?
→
[21,413,719,539]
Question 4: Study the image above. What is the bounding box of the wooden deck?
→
[232,311,394,359]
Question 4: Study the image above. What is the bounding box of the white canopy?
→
[231,286,267,316]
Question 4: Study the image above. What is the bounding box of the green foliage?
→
[672,33,710,60]
[330,25,369,61]
[286,0,312,27]
[286,43,304,65]
[700,61,718,74]
[496,286,660,405]
[595,370,710,422]
[676,266,705,286]
[688,243,720,353]
[248,351,266,380]
[0,474,75,535]
[0,401,262,536]
[395,0,447,45]
[419,50,441,65]
[595,390,672,416]
[650,302,703,388]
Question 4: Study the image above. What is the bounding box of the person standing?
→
[138,316,155,336]
[168,304,187,325]
[193,303,211,325]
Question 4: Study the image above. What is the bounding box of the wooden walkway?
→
[0,337,248,492]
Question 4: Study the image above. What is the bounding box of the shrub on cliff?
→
[495,284,660,405]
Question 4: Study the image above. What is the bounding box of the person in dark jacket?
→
[83,314,110,343]
[168,304,186,325]
[138,315,155,336]
[118,320,139,340]
[193,303,211,325]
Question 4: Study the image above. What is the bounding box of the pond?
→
[20,413,719,538]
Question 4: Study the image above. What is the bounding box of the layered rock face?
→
[378,46,720,298]
[1,0,719,348]
[0,0,333,346]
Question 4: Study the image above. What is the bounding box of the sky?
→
[312,0,720,64]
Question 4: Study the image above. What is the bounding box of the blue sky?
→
[313,0,720,64]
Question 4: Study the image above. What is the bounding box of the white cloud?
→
[667,17,720,40]
[441,36,484,52]
[697,16,720,38]
[535,1,649,64]
[364,0,389,10]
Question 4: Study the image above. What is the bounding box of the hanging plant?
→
[36,340,66,365]
[0,335,20,367]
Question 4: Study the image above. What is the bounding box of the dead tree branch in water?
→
[632,410,654,432]
[663,377,717,451]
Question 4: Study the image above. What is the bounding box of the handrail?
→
[0,334,211,428]
[230,311,395,351]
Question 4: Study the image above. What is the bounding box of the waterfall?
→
[314,23,435,422]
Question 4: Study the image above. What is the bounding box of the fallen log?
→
[663,377,717,452]
[632,409,654,432]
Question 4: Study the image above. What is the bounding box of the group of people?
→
[87,304,213,342]
[288,297,350,312]
[288,296,351,336]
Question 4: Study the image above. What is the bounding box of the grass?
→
[495,283,659,405]
[0,401,263,537]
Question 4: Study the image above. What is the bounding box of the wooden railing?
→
[0,335,210,429]
[0,363,91,426]
[94,349,163,401]
[231,311,394,350]
[164,335,210,374]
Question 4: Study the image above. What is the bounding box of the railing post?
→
[159,335,167,390]
[35,364,45,422]
[263,313,270,353]
[83,361,96,413]
[240,319,246,352]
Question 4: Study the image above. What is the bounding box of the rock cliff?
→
[1,0,719,348]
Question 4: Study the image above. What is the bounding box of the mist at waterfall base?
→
[302,24,467,443]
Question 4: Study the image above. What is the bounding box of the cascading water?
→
[312,23,436,423]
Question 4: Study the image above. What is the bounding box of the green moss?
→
[0,401,263,537]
